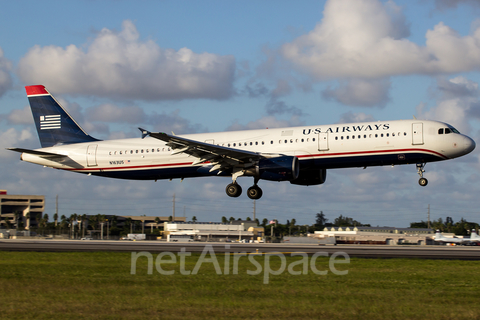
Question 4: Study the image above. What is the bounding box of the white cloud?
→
[226,115,304,131]
[280,0,480,80]
[85,104,146,124]
[2,106,33,125]
[0,47,13,97]
[18,20,235,101]
[417,76,480,134]
[338,111,376,124]
[322,78,391,107]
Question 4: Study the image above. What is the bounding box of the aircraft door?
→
[412,123,424,145]
[318,132,329,151]
[86,144,98,167]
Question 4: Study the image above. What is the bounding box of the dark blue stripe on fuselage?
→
[79,152,444,181]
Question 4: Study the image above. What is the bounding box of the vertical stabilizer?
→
[25,85,99,148]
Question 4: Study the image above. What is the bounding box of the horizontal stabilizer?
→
[6,148,68,158]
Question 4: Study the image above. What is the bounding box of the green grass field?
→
[0,250,479,319]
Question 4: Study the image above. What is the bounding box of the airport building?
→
[163,221,264,242]
[0,190,44,229]
[313,226,435,245]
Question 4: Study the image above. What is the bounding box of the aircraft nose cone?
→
[464,136,476,154]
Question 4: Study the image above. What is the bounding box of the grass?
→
[0,250,479,319]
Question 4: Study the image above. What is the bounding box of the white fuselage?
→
[20,119,475,181]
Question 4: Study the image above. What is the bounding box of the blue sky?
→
[2,0,480,227]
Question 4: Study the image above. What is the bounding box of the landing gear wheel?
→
[247,185,263,200]
[226,183,242,197]
[419,177,428,187]
[416,163,428,187]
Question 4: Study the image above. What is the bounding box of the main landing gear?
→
[225,182,263,199]
[416,163,428,187]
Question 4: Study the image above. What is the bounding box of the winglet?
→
[138,127,150,139]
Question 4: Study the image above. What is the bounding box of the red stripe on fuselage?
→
[297,148,448,160]
[63,148,447,173]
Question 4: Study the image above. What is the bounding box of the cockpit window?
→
[439,127,460,135]
[449,126,460,134]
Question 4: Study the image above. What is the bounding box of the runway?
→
[0,239,479,260]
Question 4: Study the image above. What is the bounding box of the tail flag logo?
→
[40,115,61,130]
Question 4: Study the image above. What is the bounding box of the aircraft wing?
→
[141,129,264,173]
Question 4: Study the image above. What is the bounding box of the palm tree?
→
[53,213,58,227]
[155,217,161,229]
[192,216,197,223]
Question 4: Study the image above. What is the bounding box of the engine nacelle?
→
[257,156,299,181]
[290,168,327,186]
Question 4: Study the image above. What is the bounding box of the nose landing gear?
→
[416,163,428,187]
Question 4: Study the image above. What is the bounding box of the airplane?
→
[466,229,480,245]
[7,85,476,200]
[433,230,467,245]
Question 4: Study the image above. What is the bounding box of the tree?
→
[221,216,228,224]
[410,221,429,228]
[333,215,363,227]
[192,216,197,222]
[261,218,268,227]
[155,217,161,228]
[53,213,58,227]
[246,217,251,221]
[315,211,328,229]
[229,217,235,222]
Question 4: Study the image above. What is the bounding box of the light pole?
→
[106,219,109,240]
[100,222,104,240]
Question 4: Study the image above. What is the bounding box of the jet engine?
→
[256,156,300,181]
[290,168,327,186]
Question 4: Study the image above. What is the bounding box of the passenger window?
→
[341,136,344,140]
[381,134,384,137]
[352,135,355,139]
[346,136,349,140]
[301,139,304,142]
[313,138,315,142]
[335,137,338,140]
[404,132,407,136]
[375,134,378,138]
[271,141,273,144]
